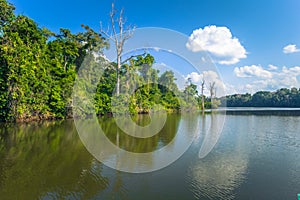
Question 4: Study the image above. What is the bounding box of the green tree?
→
[0,0,15,29]
[0,0,107,121]
[0,15,52,121]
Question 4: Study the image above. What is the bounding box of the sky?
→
[9,0,300,95]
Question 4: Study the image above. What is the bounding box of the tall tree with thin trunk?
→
[209,81,217,109]
[100,3,135,96]
[209,82,216,100]
[201,79,205,114]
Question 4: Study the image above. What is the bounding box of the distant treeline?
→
[220,88,300,107]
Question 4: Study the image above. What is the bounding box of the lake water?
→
[0,110,300,199]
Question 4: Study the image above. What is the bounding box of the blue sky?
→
[9,0,300,94]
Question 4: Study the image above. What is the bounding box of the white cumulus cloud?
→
[283,44,300,54]
[186,70,226,97]
[233,65,300,94]
[268,64,278,71]
[234,65,273,79]
[187,72,203,83]
[186,25,247,65]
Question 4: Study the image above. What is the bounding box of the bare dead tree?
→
[209,82,216,100]
[100,3,135,96]
[209,81,218,109]
[201,78,205,114]
[214,87,217,98]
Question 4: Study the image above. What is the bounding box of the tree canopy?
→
[0,0,108,121]
[0,0,203,121]
[221,88,300,107]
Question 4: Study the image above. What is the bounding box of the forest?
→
[1,0,300,122]
[221,88,300,107]
[0,0,204,122]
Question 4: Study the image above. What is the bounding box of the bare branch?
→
[110,3,119,48]
[124,25,135,40]
[201,78,205,113]
[99,3,135,96]
[100,21,115,41]
[120,52,147,65]
[201,79,205,93]
[209,82,216,98]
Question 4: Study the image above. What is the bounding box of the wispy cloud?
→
[234,65,272,79]
[186,25,247,65]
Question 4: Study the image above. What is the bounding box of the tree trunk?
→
[201,81,205,115]
[116,55,121,96]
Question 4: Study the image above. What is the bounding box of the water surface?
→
[0,111,300,199]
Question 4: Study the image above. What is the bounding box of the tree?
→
[0,15,52,121]
[1,0,224,121]
[0,0,108,121]
[158,71,178,93]
[222,87,300,108]
[184,78,198,99]
[100,3,135,96]
[0,0,16,119]
[0,0,15,29]
[201,79,205,113]
[182,78,198,111]
[48,27,107,118]
[209,82,216,99]
[158,71,180,111]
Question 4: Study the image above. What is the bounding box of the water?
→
[0,111,300,199]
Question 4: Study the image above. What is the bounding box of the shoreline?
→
[5,107,300,123]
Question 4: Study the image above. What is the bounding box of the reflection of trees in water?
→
[99,114,181,153]
[0,121,110,200]
[188,114,248,200]
[0,114,183,198]
[198,113,225,159]
[76,113,190,172]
